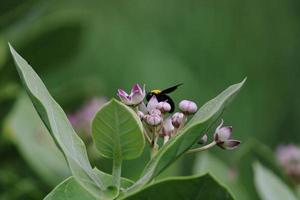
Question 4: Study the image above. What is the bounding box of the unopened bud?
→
[171,112,185,128]
[137,111,145,120]
[179,100,198,114]
[198,134,208,145]
[145,114,162,126]
[156,102,171,113]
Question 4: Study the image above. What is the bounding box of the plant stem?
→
[150,126,159,158]
[112,153,122,189]
[186,141,217,154]
[143,130,152,144]
[163,135,170,145]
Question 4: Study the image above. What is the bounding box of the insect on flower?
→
[146,83,183,113]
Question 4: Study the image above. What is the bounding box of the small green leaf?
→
[126,79,246,194]
[9,44,114,199]
[253,162,298,200]
[121,174,234,200]
[44,169,134,200]
[92,99,145,160]
[92,99,144,189]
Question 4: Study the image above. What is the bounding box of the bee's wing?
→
[161,83,183,94]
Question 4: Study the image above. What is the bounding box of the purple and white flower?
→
[214,119,240,150]
[118,84,145,106]
[276,144,300,182]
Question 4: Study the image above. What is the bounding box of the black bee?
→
[146,84,183,113]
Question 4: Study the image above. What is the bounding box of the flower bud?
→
[145,114,162,126]
[137,111,145,120]
[161,118,174,137]
[171,112,185,128]
[198,134,208,145]
[179,100,198,114]
[149,109,162,116]
[156,102,171,113]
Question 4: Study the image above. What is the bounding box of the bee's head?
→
[146,89,161,101]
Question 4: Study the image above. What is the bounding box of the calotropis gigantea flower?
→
[179,100,198,114]
[171,112,186,128]
[161,117,175,137]
[146,95,159,112]
[276,144,300,182]
[214,119,240,150]
[118,84,145,106]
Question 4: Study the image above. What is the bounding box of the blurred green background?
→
[1,0,300,199]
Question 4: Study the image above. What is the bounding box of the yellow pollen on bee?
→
[151,89,161,94]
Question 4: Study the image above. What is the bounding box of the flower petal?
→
[147,95,159,112]
[131,84,142,94]
[222,139,241,150]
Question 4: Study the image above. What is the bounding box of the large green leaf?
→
[125,79,246,194]
[121,174,234,200]
[92,99,144,160]
[3,94,70,185]
[44,169,134,200]
[253,162,298,200]
[9,44,115,199]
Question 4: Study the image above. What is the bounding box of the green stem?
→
[186,141,217,154]
[112,154,122,189]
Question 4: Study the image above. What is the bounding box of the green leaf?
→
[253,162,298,200]
[44,177,97,200]
[92,99,144,188]
[193,152,250,200]
[44,169,134,200]
[92,99,145,160]
[3,94,70,185]
[232,139,292,199]
[126,79,246,194]
[121,174,234,200]
[9,44,115,199]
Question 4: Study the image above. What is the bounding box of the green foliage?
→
[9,44,116,199]
[122,174,234,200]
[44,169,134,200]
[253,162,298,200]
[3,95,70,185]
[193,152,249,200]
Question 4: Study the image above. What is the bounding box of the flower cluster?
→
[276,144,300,183]
[118,84,240,155]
